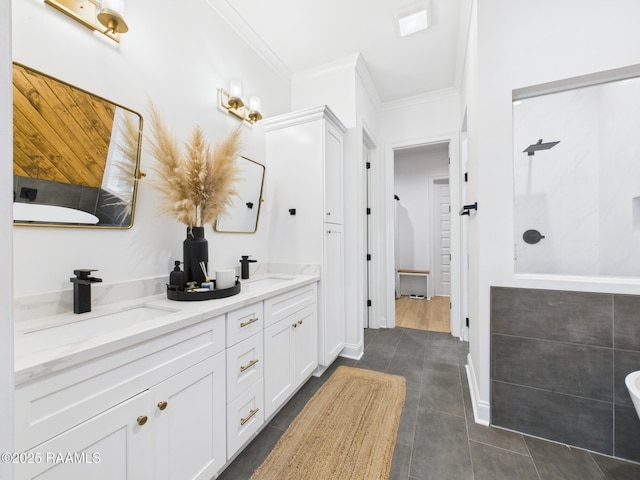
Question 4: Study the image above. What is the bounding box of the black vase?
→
[183,226,208,285]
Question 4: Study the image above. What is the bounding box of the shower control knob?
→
[523,229,545,245]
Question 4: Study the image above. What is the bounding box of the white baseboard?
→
[466,353,490,426]
[340,341,364,360]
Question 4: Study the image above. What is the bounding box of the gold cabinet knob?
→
[298,320,303,325]
[292,323,297,328]
[137,415,148,426]
[158,401,168,411]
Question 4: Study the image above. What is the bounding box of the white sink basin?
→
[625,371,640,420]
[244,276,292,288]
[22,305,180,345]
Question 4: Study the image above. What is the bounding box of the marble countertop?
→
[14,272,319,385]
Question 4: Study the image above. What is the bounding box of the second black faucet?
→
[239,256,257,280]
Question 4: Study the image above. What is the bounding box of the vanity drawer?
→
[226,331,264,402]
[226,378,264,459]
[264,283,317,327]
[15,315,225,452]
[226,302,263,347]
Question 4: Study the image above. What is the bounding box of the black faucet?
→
[70,269,102,314]
[239,256,257,280]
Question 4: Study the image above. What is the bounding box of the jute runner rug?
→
[250,366,406,480]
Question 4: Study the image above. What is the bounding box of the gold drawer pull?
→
[240,317,259,328]
[157,401,168,411]
[240,358,259,372]
[137,415,148,426]
[240,408,259,426]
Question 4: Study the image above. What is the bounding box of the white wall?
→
[11,0,291,297]
[463,0,640,424]
[291,55,358,127]
[394,145,449,279]
[1,0,13,474]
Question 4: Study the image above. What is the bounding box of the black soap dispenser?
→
[169,261,185,291]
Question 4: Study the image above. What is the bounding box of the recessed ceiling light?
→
[395,2,430,37]
[398,10,428,37]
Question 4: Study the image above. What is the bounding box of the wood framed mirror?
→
[13,62,143,228]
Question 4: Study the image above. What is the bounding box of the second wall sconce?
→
[219,81,263,125]
[44,0,129,42]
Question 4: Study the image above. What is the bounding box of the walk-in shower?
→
[513,72,640,277]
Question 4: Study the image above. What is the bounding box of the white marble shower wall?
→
[513,76,640,277]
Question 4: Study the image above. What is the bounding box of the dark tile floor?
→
[217,327,640,480]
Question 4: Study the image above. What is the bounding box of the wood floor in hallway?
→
[395,295,450,332]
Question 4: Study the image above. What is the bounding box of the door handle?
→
[459,202,478,216]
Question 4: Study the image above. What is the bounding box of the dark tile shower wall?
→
[491,287,640,462]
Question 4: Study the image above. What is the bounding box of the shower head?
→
[523,139,560,156]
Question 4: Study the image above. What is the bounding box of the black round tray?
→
[167,280,241,301]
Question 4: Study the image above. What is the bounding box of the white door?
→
[460,132,470,342]
[433,178,451,296]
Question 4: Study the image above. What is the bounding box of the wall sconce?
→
[219,81,263,125]
[44,0,129,42]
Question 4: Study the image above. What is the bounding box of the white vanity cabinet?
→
[14,317,227,480]
[263,284,318,418]
[264,106,346,368]
[14,277,321,479]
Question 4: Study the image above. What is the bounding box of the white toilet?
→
[625,371,640,420]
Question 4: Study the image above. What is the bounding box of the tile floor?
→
[217,327,640,480]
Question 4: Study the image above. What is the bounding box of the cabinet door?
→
[293,304,318,385]
[152,352,226,480]
[323,121,344,225]
[320,223,345,365]
[16,391,152,480]
[264,317,294,419]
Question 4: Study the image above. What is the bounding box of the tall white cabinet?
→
[263,105,346,368]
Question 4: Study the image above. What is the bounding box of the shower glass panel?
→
[513,72,640,277]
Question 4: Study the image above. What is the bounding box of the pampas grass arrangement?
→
[147,103,242,228]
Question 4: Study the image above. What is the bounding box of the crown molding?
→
[262,104,346,133]
[204,0,292,82]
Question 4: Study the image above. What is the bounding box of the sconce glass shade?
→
[228,81,244,109]
[247,96,262,123]
[249,96,261,113]
[98,0,129,33]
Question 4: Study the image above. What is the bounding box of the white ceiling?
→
[208,0,469,105]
